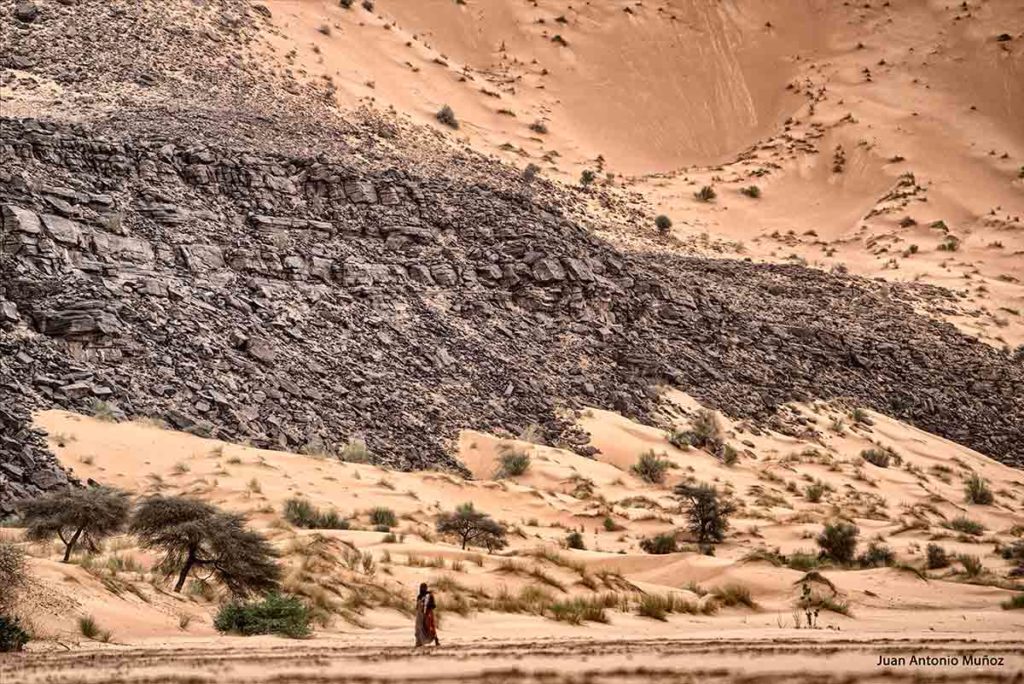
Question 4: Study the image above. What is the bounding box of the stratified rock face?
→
[0,116,1022,511]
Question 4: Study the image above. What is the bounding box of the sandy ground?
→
[257,0,1024,348]
[3,395,1024,680]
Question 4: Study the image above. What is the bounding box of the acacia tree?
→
[21,487,131,562]
[130,495,279,595]
[674,483,735,544]
[436,503,507,551]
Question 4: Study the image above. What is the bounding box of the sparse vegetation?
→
[436,503,508,551]
[958,554,984,578]
[131,495,280,595]
[214,593,311,638]
[436,104,458,129]
[639,533,678,555]
[0,541,26,614]
[816,522,859,564]
[926,543,951,569]
[21,486,131,562]
[338,438,372,463]
[0,615,30,652]
[565,531,586,550]
[632,450,671,484]
[964,473,994,505]
[547,597,608,625]
[861,447,900,468]
[804,482,826,503]
[676,483,735,544]
[694,185,716,202]
[655,214,673,235]
[1001,594,1024,610]
[283,498,349,530]
[739,185,761,198]
[495,447,531,478]
[857,542,895,568]
[711,583,757,609]
[944,515,984,536]
[369,507,398,529]
[78,615,111,642]
[579,169,596,186]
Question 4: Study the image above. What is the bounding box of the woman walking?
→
[414,583,440,647]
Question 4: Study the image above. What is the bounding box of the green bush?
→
[436,105,458,129]
[0,615,30,652]
[1001,594,1024,610]
[655,215,673,235]
[964,473,994,505]
[694,185,716,202]
[676,483,735,544]
[861,447,900,468]
[565,531,585,550]
[495,448,531,478]
[214,593,311,638]
[369,507,397,529]
[579,169,596,186]
[926,543,950,570]
[639,533,677,555]
[816,522,859,563]
[283,498,349,530]
[804,483,826,503]
[632,451,670,484]
[739,185,761,198]
[945,515,984,536]
[857,542,895,568]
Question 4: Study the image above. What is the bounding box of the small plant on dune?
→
[938,235,960,251]
[861,447,900,468]
[603,516,624,532]
[851,407,873,425]
[436,503,508,551]
[944,515,984,537]
[89,398,117,422]
[338,438,372,464]
[131,495,280,595]
[958,554,984,578]
[0,541,27,614]
[522,163,541,183]
[694,185,716,202]
[369,507,398,529]
[816,521,859,564]
[21,486,132,563]
[804,482,826,503]
[926,543,951,570]
[1002,594,1024,610]
[339,0,353,7]
[436,104,458,129]
[632,450,670,484]
[495,446,531,478]
[579,169,596,186]
[214,593,311,638]
[529,120,549,135]
[655,214,673,235]
[676,483,735,544]
[787,552,819,571]
[283,498,349,530]
[639,533,678,555]
[0,615,30,652]
[637,594,673,620]
[857,542,895,568]
[546,597,607,625]
[964,473,994,505]
[361,0,374,11]
[565,531,586,550]
[711,583,757,609]
[740,185,761,198]
[78,615,111,642]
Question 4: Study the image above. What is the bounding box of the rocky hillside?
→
[0,0,1022,512]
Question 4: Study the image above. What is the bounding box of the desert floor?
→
[4,394,1024,680]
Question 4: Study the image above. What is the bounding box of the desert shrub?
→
[860,447,900,468]
[131,495,279,595]
[720,444,739,466]
[603,516,624,532]
[637,594,672,620]
[0,542,26,613]
[816,522,859,564]
[369,507,398,529]
[495,448,531,478]
[958,554,984,578]
[523,163,540,182]
[740,185,761,198]
[436,104,458,129]
[529,120,548,134]
[214,593,311,638]
[639,533,677,555]
[361,0,374,11]
[21,486,132,562]
[436,503,507,551]
[804,482,826,503]
[945,515,984,536]
[787,552,819,571]
[565,531,586,550]
[1001,594,1024,610]
[0,615,30,652]
[547,597,607,625]
[282,498,348,530]
[689,409,723,450]
[964,473,994,505]
[339,0,353,8]
[694,185,716,202]
[78,615,111,642]
[632,451,670,484]
[676,483,735,543]
[579,169,596,186]
[338,438,371,463]
[655,215,673,235]
[711,583,756,608]
[926,543,951,569]
[857,542,895,568]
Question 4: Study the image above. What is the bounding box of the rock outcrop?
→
[1,116,1023,511]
